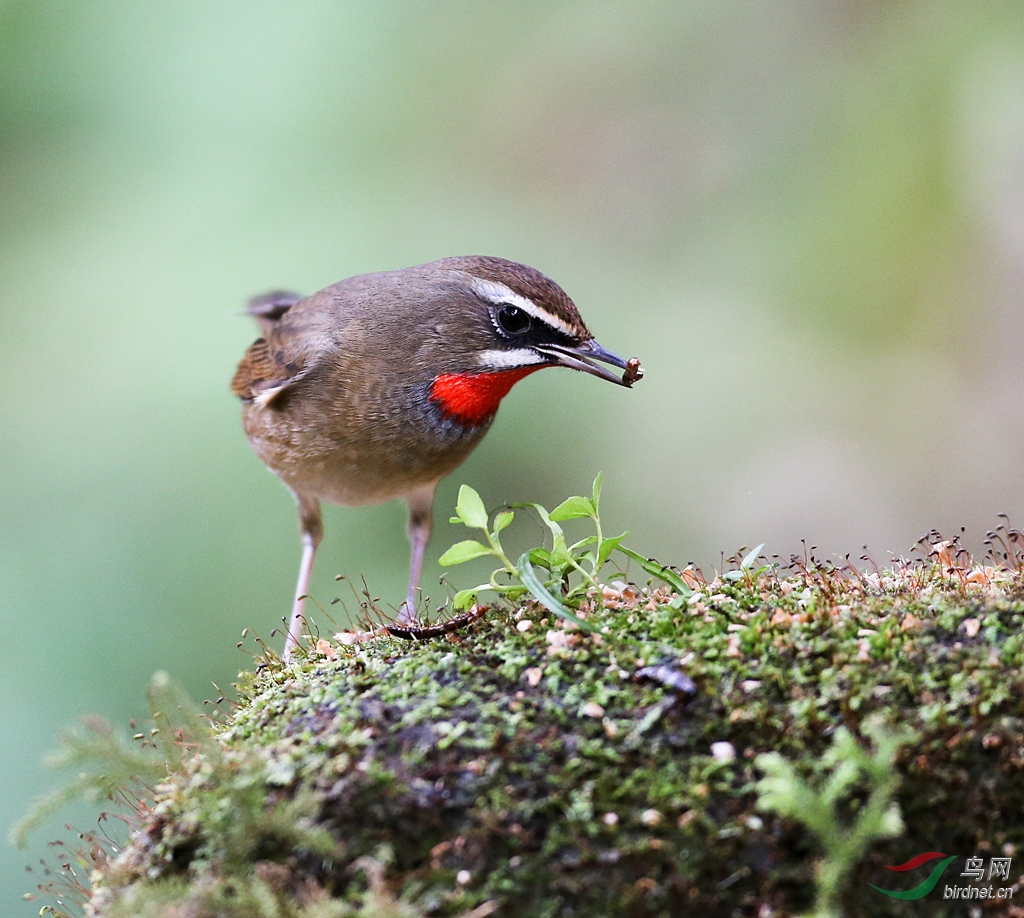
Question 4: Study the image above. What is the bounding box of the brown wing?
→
[230,336,307,406]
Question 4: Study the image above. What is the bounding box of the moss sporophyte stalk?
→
[15,480,1024,918]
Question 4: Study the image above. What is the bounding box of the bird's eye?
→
[497,304,532,335]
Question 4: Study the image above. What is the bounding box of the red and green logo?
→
[870,851,959,900]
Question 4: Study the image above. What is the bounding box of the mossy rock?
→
[85,566,1024,918]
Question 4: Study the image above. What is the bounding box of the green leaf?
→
[592,471,604,510]
[454,485,489,530]
[549,495,595,521]
[551,532,570,565]
[492,509,514,533]
[438,539,492,566]
[596,531,628,569]
[568,535,598,552]
[528,547,553,569]
[616,546,692,597]
[741,543,766,571]
[568,535,599,568]
[453,587,486,610]
[518,501,574,563]
[515,552,600,633]
[548,542,574,567]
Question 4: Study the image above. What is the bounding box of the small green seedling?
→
[722,542,767,587]
[440,474,692,625]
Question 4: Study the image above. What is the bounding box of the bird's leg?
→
[283,492,323,662]
[398,482,437,624]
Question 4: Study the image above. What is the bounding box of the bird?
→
[231,256,643,660]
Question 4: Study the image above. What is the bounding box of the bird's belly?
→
[242,402,486,507]
[274,451,440,507]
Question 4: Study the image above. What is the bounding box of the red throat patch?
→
[430,367,542,426]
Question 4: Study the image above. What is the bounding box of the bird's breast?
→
[240,366,509,507]
[428,366,542,426]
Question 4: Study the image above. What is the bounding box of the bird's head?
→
[425,256,642,426]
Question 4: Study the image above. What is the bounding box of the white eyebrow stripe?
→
[469,277,577,337]
[476,347,547,369]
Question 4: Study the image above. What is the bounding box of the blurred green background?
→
[4,0,1024,910]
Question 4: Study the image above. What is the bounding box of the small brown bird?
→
[232,256,642,659]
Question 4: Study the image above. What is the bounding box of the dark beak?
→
[534,339,644,388]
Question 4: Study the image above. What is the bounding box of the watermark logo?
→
[870,851,1015,902]
[870,852,958,901]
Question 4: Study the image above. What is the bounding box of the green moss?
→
[84,564,1024,917]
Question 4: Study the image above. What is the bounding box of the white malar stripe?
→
[469,277,577,337]
[477,348,547,370]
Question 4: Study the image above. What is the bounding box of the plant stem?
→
[484,529,516,577]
